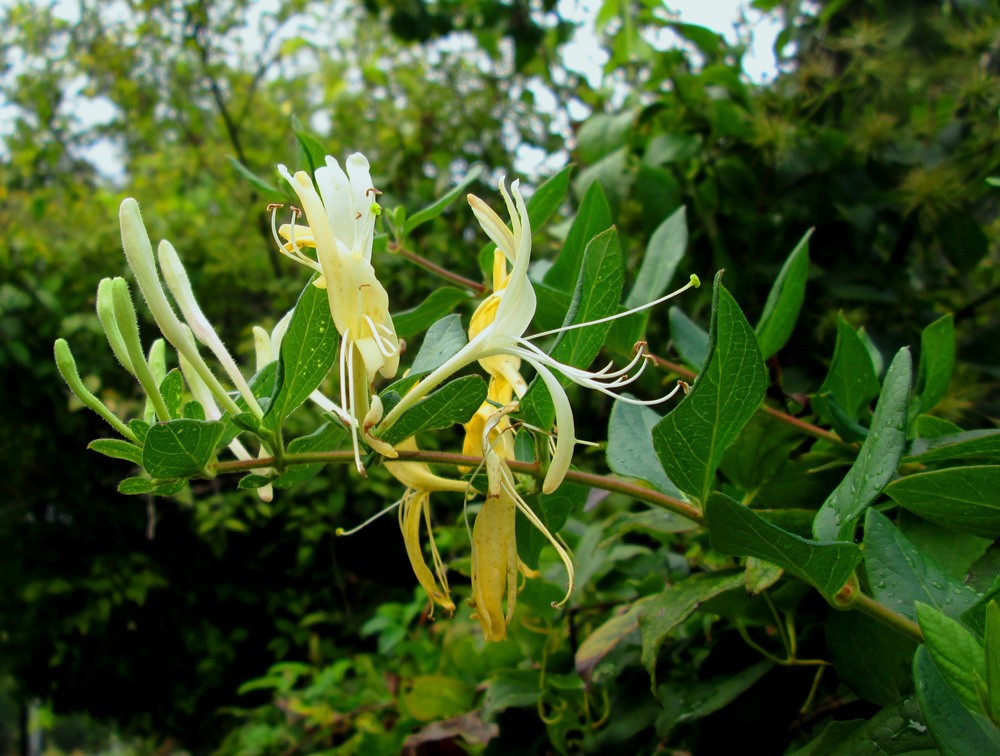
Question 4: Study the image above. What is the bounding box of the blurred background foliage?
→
[0,0,998,751]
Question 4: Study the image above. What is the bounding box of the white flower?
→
[275,153,401,473]
[379,178,698,494]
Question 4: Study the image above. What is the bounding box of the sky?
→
[0,0,781,181]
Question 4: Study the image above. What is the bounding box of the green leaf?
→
[886,466,1000,540]
[393,287,470,339]
[238,474,274,490]
[142,419,226,479]
[402,674,476,721]
[159,368,184,419]
[403,165,484,236]
[863,509,981,622]
[653,274,768,504]
[543,181,612,295]
[915,314,955,413]
[906,431,1000,465]
[669,305,709,369]
[719,411,804,494]
[273,422,348,490]
[606,400,683,499]
[755,229,811,359]
[813,348,911,540]
[519,227,625,430]
[914,647,1000,755]
[827,610,916,705]
[408,313,468,375]
[986,602,1000,724]
[817,315,880,422]
[291,115,328,176]
[88,438,144,465]
[639,571,745,684]
[227,156,281,196]
[705,493,862,602]
[614,206,688,343]
[182,401,205,420]
[916,602,986,714]
[575,596,654,684]
[129,419,150,445]
[117,477,158,495]
[516,482,587,569]
[786,697,932,755]
[576,110,636,163]
[263,279,338,431]
[381,375,486,446]
[656,661,771,732]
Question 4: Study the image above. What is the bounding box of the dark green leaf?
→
[914,647,1000,755]
[653,274,768,504]
[543,181,612,295]
[117,477,158,495]
[986,602,1000,724]
[408,314,468,375]
[906,431,1000,465]
[639,571,745,683]
[827,610,916,705]
[719,412,804,493]
[656,661,771,732]
[817,315,880,422]
[886,466,1000,540]
[142,419,226,479]
[705,493,862,602]
[813,348,911,540]
[404,165,484,236]
[915,314,955,413]
[755,229,811,359]
[625,206,687,310]
[263,279,338,431]
[669,305,709,369]
[273,422,348,490]
[88,438,143,465]
[238,474,275,490]
[381,375,486,446]
[863,509,981,622]
[291,116,328,175]
[787,697,932,755]
[607,400,683,499]
[576,110,636,164]
[516,482,587,569]
[916,601,986,714]
[129,419,150,445]
[182,401,205,420]
[393,288,470,339]
[575,597,654,684]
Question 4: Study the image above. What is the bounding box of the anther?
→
[266,203,283,212]
[365,187,383,197]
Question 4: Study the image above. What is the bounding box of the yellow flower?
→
[276,153,401,473]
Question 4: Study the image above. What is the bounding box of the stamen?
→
[524,275,701,342]
[336,497,403,536]
[345,337,366,476]
[364,315,400,358]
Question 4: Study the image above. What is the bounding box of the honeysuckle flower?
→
[275,153,401,474]
[379,178,699,494]
[469,403,574,641]
[383,438,468,615]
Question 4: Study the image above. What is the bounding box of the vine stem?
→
[647,352,850,448]
[388,242,486,294]
[851,592,924,643]
[213,448,706,526]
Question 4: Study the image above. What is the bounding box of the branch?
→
[388,242,487,294]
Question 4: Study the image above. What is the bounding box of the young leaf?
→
[906,430,1000,465]
[142,419,226,479]
[408,314,468,376]
[653,274,768,505]
[159,368,184,420]
[915,314,955,413]
[813,348,911,541]
[393,288,470,339]
[227,156,282,196]
[403,165,484,236]
[914,647,1000,753]
[886,466,1000,540]
[639,571,745,685]
[705,492,862,603]
[669,306,709,369]
[88,438,144,465]
[542,181,612,295]
[755,229,811,359]
[380,375,486,446]
[816,315,880,422]
[262,279,338,431]
[273,422,348,490]
[607,400,684,499]
[863,509,981,622]
[916,601,986,714]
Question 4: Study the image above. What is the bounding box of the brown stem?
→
[389,242,486,294]
[647,352,850,448]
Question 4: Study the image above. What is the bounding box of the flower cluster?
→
[56,150,697,643]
